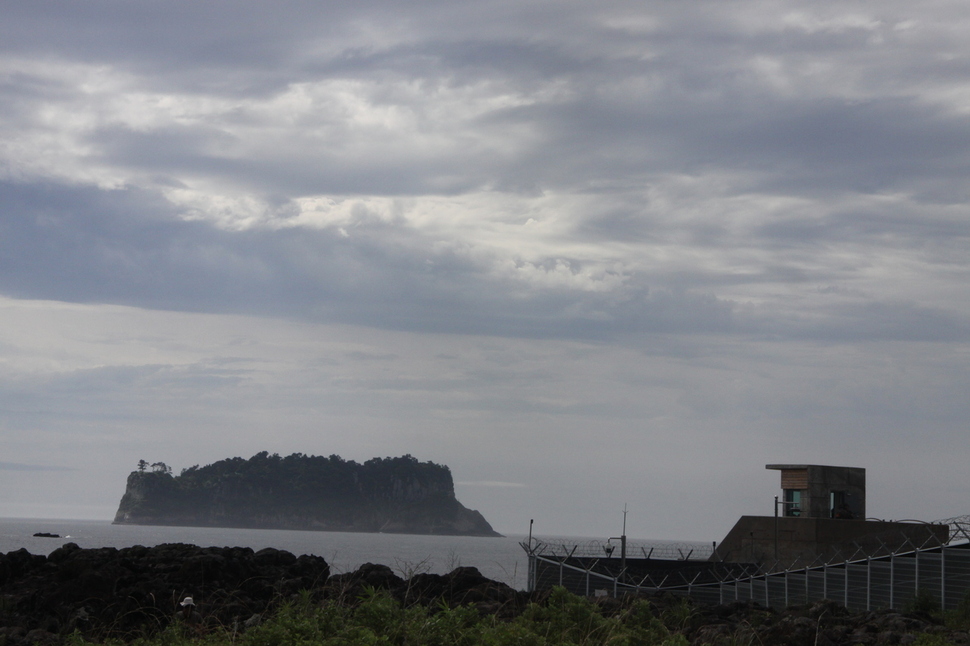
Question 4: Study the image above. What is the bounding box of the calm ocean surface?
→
[0,518,563,590]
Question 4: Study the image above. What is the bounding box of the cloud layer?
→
[1,0,969,536]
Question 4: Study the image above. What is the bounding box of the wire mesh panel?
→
[806,568,826,602]
[867,559,894,610]
[892,554,918,609]
[532,557,559,592]
[785,570,808,607]
[943,547,970,610]
[736,579,753,603]
[845,562,870,611]
[560,566,592,597]
[825,565,847,607]
[766,575,787,608]
[917,552,944,608]
[689,586,722,606]
[533,556,602,596]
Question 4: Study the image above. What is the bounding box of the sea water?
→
[0,518,544,588]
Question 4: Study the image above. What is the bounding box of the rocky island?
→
[113,452,501,537]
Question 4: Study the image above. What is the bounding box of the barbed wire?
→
[934,514,970,543]
[524,538,714,560]
[524,513,970,563]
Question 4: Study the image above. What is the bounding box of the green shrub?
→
[617,599,673,644]
[944,589,970,630]
[905,588,943,621]
[911,634,956,646]
[659,598,695,633]
[514,586,623,645]
[64,587,712,646]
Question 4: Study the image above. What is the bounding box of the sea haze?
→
[0,518,714,591]
[1,518,533,588]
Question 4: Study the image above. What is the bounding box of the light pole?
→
[608,505,628,577]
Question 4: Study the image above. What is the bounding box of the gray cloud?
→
[0,180,746,340]
[2,0,970,536]
[4,177,966,343]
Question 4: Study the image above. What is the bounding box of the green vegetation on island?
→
[114,452,500,537]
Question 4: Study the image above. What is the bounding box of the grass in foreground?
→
[67,587,690,646]
[64,586,970,646]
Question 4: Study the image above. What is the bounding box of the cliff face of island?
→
[113,452,501,537]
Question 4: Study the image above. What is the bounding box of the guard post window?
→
[831,491,853,518]
[783,489,802,517]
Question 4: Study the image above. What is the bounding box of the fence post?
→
[823,562,828,600]
[688,571,702,602]
[915,548,920,594]
[866,556,871,611]
[890,552,894,609]
[532,556,539,592]
[941,547,946,610]
[844,562,849,609]
[784,568,789,608]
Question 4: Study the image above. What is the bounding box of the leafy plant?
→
[911,634,957,646]
[659,597,695,632]
[515,586,623,645]
[905,588,943,621]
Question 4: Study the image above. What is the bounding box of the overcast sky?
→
[1,0,969,540]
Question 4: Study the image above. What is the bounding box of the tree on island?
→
[150,462,172,475]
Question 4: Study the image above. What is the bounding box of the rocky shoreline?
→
[1,544,968,645]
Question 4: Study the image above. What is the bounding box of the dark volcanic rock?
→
[322,562,530,620]
[3,544,968,646]
[0,544,528,643]
[0,543,330,643]
[673,596,968,646]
